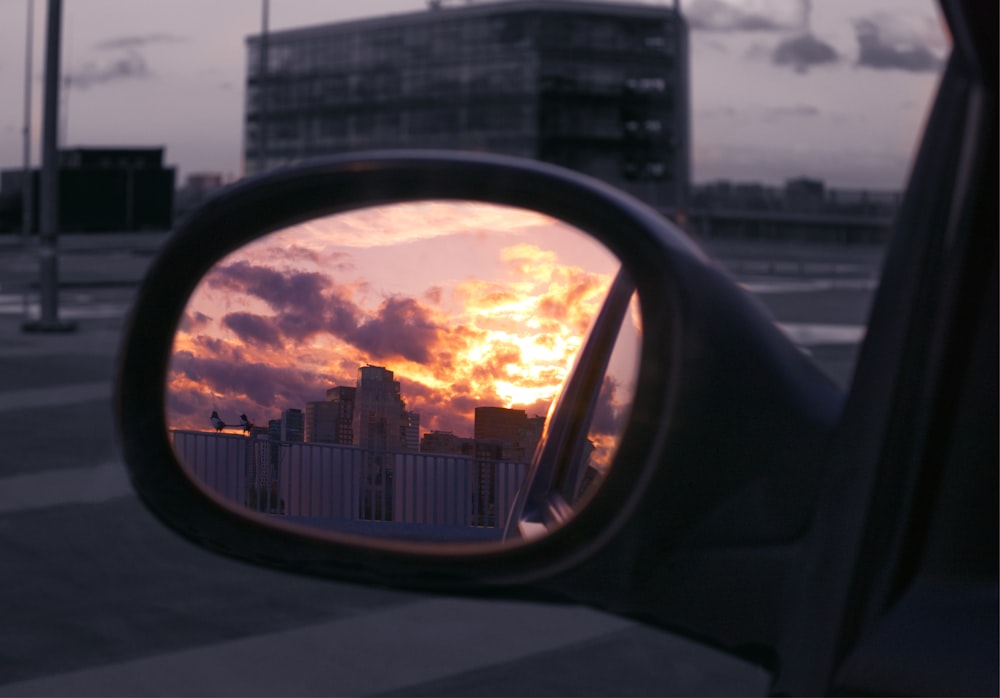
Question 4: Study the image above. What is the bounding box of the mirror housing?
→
[117,151,840,647]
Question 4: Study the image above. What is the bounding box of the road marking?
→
[778,322,866,346]
[0,300,132,319]
[0,597,636,697]
[0,382,111,412]
[741,277,878,294]
[0,462,133,515]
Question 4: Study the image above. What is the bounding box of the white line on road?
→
[0,382,111,412]
[741,277,878,294]
[0,462,133,515]
[778,322,866,346]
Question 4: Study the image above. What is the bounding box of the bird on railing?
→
[240,414,253,434]
[210,411,226,432]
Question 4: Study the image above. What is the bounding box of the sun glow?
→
[167,201,637,446]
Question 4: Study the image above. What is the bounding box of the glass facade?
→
[245,1,689,213]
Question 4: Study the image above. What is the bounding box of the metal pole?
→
[25,0,74,332]
[256,0,269,175]
[21,0,34,245]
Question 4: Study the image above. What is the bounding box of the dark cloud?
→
[222,312,284,350]
[853,16,944,72]
[772,33,839,73]
[203,261,448,363]
[178,311,212,333]
[351,296,442,364]
[65,33,187,90]
[65,51,150,89]
[687,0,807,32]
[94,33,187,50]
[170,351,326,416]
[208,261,330,312]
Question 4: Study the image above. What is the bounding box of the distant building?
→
[402,411,421,452]
[0,147,174,233]
[245,0,689,215]
[474,406,544,461]
[305,386,356,444]
[420,430,475,456]
[688,177,902,243]
[353,365,407,452]
[174,171,227,219]
[280,408,305,442]
[353,364,407,520]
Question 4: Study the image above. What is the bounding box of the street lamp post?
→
[21,0,34,247]
[24,0,75,333]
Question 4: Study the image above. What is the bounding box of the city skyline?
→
[0,0,946,189]
[203,360,547,451]
[166,200,638,458]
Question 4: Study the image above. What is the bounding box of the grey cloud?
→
[222,312,284,350]
[170,351,325,414]
[65,34,186,90]
[351,296,442,365]
[853,15,944,72]
[208,261,331,313]
[94,33,188,50]
[687,0,808,32]
[772,33,839,73]
[65,50,150,89]
[764,104,821,119]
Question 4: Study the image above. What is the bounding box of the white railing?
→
[171,430,528,539]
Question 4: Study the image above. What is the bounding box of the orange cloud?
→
[167,202,636,457]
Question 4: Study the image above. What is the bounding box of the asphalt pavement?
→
[0,231,879,696]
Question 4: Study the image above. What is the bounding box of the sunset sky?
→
[167,201,640,450]
[0,0,946,188]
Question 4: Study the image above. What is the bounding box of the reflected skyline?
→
[167,201,640,460]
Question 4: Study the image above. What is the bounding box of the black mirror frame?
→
[116,150,697,590]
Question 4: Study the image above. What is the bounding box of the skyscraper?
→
[353,365,406,452]
[244,0,689,215]
[353,365,406,521]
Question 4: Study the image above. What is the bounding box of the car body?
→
[116,0,996,694]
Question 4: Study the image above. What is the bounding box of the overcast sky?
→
[0,0,947,189]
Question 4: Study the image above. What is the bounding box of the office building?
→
[305,386,356,443]
[244,0,689,214]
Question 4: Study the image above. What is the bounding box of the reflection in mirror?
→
[167,201,640,544]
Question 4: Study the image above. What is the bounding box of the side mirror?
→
[117,151,840,652]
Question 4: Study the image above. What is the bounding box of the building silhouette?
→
[420,430,475,456]
[244,0,689,214]
[353,365,406,452]
[474,406,543,461]
[305,385,356,444]
[0,147,174,233]
[280,408,305,442]
[402,411,421,452]
[688,177,902,243]
[352,364,409,520]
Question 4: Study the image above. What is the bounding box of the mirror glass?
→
[167,201,640,544]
